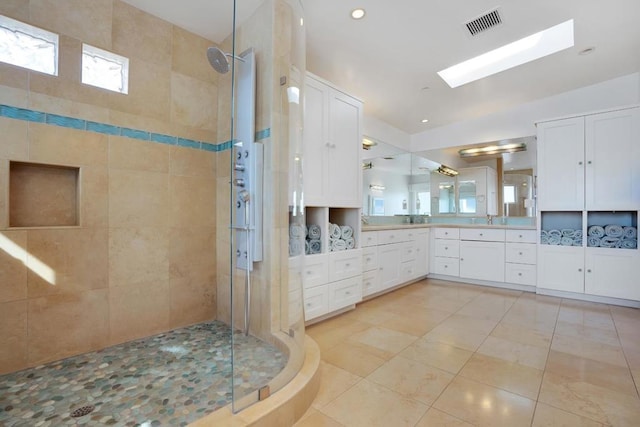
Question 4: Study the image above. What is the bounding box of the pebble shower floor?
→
[0,321,287,426]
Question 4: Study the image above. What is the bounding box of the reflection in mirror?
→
[503,169,534,217]
[458,180,477,214]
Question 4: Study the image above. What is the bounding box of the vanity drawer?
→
[361,231,378,247]
[505,243,537,265]
[302,254,329,289]
[362,269,380,297]
[434,228,459,240]
[434,239,460,258]
[303,285,329,321]
[400,260,417,281]
[401,241,417,262]
[329,249,362,282]
[505,229,537,244]
[460,228,505,242]
[362,246,378,272]
[433,257,460,276]
[505,263,536,286]
[328,276,362,311]
[378,229,411,245]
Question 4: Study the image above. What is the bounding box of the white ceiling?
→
[122,0,640,135]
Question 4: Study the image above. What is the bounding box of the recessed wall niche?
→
[9,161,80,227]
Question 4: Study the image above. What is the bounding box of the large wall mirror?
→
[362,135,537,220]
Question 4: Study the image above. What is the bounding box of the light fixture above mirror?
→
[436,165,459,176]
[459,141,527,158]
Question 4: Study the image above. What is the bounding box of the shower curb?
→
[189,336,321,426]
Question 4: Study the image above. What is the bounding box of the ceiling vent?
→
[465,8,502,36]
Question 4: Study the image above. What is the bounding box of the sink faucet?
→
[361,216,369,225]
[487,214,493,225]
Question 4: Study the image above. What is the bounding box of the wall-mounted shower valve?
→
[233,178,245,187]
[234,163,246,172]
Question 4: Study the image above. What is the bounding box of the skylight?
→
[82,44,129,94]
[0,15,58,75]
[438,19,575,88]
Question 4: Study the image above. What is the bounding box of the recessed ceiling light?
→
[421,119,429,123]
[351,8,366,19]
[438,19,575,88]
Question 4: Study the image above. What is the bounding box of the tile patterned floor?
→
[297,279,640,427]
[0,321,287,427]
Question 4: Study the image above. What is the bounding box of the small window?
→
[0,15,58,75]
[82,44,129,94]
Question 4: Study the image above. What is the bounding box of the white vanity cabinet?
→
[584,249,640,301]
[361,228,430,298]
[432,228,460,276]
[459,229,505,282]
[303,73,363,208]
[301,250,363,322]
[504,230,537,286]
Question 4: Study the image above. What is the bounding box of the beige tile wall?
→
[0,0,222,374]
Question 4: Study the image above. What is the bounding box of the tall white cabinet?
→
[536,106,640,303]
[303,73,363,208]
[298,73,364,322]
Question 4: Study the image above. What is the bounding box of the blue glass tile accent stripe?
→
[177,138,201,149]
[120,127,149,140]
[87,121,120,135]
[0,104,269,153]
[256,128,271,141]
[217,140,234,152]
[201,142,218,152]
[0,105,45,122]
[46,113,85,130]
[150,133,177,145]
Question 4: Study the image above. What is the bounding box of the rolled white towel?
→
[345,237,355,249]
[621,239,637,249]
[547,235,561,245]
[548,229,562,238]
[600,236,620,248]
[540,230,549,238]
[588,226,605,238]
[308,224,321,240]
[309,239,322,254]
[289,238,303,256]
[541,235,550,245]
[561,229,575,238]
[560,236,574,246]
[574,230,583,239]
[623,226,637,239]
[605,224,623,238]
[587,236,601,247]
[340,225,353,239]
[289,224,305,239]
[573,237,583,247]
[329,223,342,239]
[332,239,347,251]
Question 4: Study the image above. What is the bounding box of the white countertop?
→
[362,223,537,232]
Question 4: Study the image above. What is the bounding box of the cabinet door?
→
[537,117,585,210]
[414,230,429,277]
[328,89,362,207]
[585,107,640,210]
[585,248,639,301]
[459,241,505,282]
[378,243,402,290]
[302,76,329,206]
[537,246,584,293]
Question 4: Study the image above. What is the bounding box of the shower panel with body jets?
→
[207,46,262,336]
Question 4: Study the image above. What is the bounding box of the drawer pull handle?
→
[306,303,311,307]
[345,263,350,267]
[444,265,448,268]
[345,291,351,295]
[480,233,484,236]
[366,257,371,261]
[587,269,592,273]
[460,258,464,261]
[306,271,312,275]
[519,252,523,256]
[445,232,448,235]
[578,268,583,272]
[519,235,523,238]
[445,247,448,250]
[518,273,522,276]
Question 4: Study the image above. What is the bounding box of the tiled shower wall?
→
[0,0,223,374]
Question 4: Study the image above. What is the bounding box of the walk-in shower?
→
[0,0,307,424]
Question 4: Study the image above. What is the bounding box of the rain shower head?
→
[206,47,245,74]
